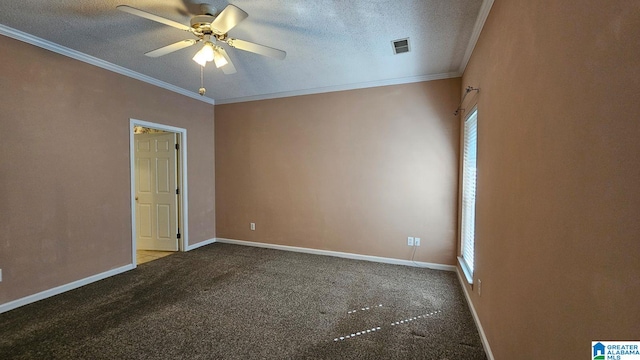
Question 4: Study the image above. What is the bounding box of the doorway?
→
[129,119,188,266]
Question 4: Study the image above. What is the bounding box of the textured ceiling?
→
[0,0,487,104]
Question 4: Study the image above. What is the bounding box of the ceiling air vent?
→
[392,38,410,54]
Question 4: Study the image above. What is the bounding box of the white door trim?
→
[129,119,189,266]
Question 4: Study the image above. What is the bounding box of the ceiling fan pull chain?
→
[198,65,206,96]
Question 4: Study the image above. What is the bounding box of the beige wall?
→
[215,79,461,265]
[460,0,640,358]
[0,35,215,304]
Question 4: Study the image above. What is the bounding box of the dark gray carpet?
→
[0,243,486,359]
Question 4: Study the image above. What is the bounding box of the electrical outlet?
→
[477,279,482,296]
[414,237,421,246]
[250,223,256,231]
[0,269,3,282]
[407,237,414,246]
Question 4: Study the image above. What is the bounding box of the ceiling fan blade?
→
[217,47,237,74]
[117,5,191,31]
[210,4,248,34]
[145,39,197,57]
[227,38,286,60]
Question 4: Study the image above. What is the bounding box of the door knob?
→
[135,196,138,201]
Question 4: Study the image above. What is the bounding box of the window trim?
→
[459,107,478,284]
[458,256,474,284]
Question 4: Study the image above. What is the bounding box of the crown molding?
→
[0,24,215,105]
[458,0,495,75]
[1,2,489,108]
[214,71,461,105]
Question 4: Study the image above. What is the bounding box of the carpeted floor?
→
[0,243,486,359]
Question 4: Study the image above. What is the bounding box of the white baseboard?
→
[0,238,454,313]
[185,238,217,251]
[456,267,495,360]
[215,238,456,271]
[0,264,134,314]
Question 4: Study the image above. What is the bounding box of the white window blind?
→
[461,109,478,276]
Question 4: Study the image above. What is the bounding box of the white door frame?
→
[129,119,188,266]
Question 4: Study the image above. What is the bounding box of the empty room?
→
[1,1,638,359]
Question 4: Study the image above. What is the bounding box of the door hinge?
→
[177,232,181,239]
[175,143,180,150]
[176,188,180,195]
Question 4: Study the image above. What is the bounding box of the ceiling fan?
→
[117,3,286,75]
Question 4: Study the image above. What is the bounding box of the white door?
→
[135,132,178,251]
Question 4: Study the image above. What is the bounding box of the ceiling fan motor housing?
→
[190,15,217,35]
[199,4,217,16]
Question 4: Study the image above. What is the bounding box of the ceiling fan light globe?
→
[213,49,228,68]
[192,42,215,66]
[202,42,215,61]
[192,53,208,67]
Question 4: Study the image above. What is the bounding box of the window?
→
[460,109,478,283]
